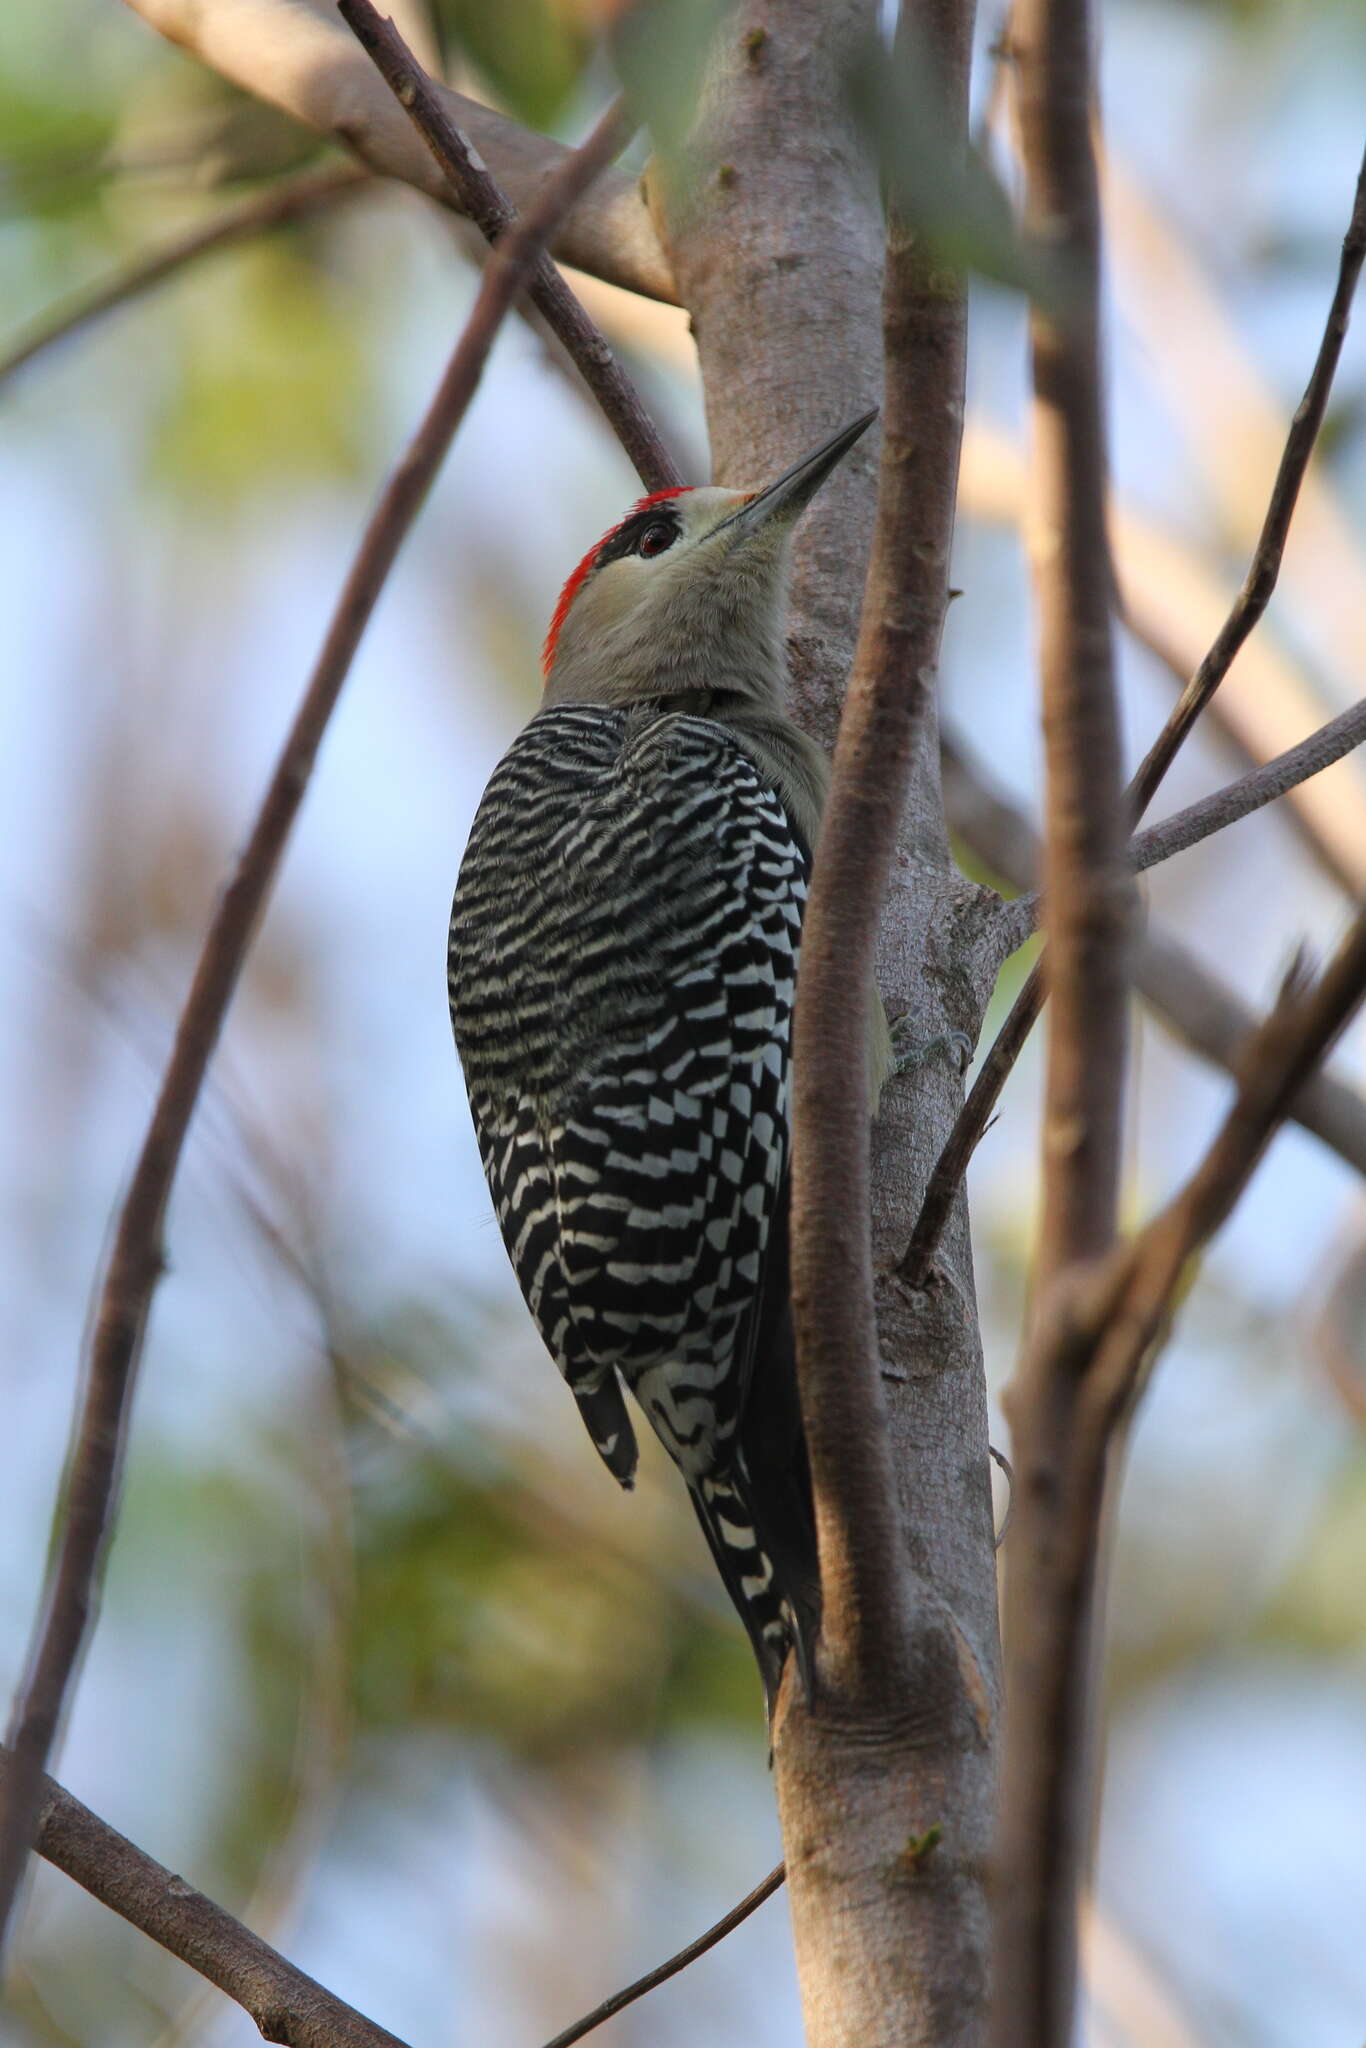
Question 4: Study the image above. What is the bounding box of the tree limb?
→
[1126,143,1366,812]
[1082,909,1366,1389]
[992,0,1130,2036]
[0,94,638,1964]
[903,143,1366,1290]
[117,0,677,302]
[991,694,1366,958]
[539,1865,786,2048]
[336,0,682,493]
[939,729,1366,1181]
[993,916,1366,2030]
[1016,0,1130,1281]
[0,1745,409,2048]
[659,4,1001,2042]
[0,164,368,391]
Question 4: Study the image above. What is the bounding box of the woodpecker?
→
[447,412,878,1714]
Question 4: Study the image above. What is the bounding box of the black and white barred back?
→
[447,702,819,1710]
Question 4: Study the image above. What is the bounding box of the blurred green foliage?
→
[433,0,594,131]
[845,29,1041,297]
[613,0,733,159]
[149,235,369,499]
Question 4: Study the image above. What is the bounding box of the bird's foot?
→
[888,1016,974,1079]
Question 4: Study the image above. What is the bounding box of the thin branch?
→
[1088,908,1366,1388]
[1127,143,1366,814]
[903,147,1366,1288]
[1119,602,1362,895]
[939,727,1366,1181]
[337,0,683,494]
[991,694,1366,958]
[788,12,972,1703]
[0,1744,409,2048]
[901,959,1044,1290]
[539,1865,786,2048]
[1126,696,1366,879]
[992,0,1129,2035]
[0,165,367,390]
[0,95,636,1964]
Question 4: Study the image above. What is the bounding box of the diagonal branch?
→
[1126,143,1366,813]
[939,728,1366,1180]
[539,1864,786,2048]
[0,95,637,1965]
[1081,909,1366,1402]
[2,1730,781,2048]
[118,0,676,302]
[336,0,682,494]
[904,146,1366,1290]
[0,1748,409,2047]
[990,694,1366,958]
[0,165,368,391]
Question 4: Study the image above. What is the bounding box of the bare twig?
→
[903,148,1366,1289]
[337,0,682,494]
[939,727,1366,1181]
[990,694,1366,958]
[0,165,367,390]
[992,0,1129,2036]
[0,95,637,1963]
[1128,144,1366,812]
[0,1744,409,2048]
[1083,910,1366,1398]
[1130,697,1366,880]
[540,1864,786,2048]
[1006,921,1366,1763]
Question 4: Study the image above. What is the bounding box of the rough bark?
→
[659,6,1000,2043]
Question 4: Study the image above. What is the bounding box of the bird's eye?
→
[637,522,675,558]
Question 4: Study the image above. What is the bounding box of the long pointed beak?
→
[713,408,878,542]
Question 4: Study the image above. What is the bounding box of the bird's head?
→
[541,410,876,708]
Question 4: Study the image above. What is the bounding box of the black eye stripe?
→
[595,502,682,569]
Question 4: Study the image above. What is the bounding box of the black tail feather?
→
[572,1372,639,1488]
[691,1187,820,1718]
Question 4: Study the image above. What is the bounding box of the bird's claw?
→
[888,1018,974,1079]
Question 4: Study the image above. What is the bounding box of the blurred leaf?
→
[612,0,733,161]
[0,75,117,222]
[433,0,594,131]
[346,1439,696,1757]
[111,55,321,187]
[846,28,1046,298]
[150,234,368,499]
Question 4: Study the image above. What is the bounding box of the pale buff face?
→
[542,486,795,710]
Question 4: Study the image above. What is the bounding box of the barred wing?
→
[447,706,809,1485]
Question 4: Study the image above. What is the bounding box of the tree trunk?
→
[659,5,1003,2041]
